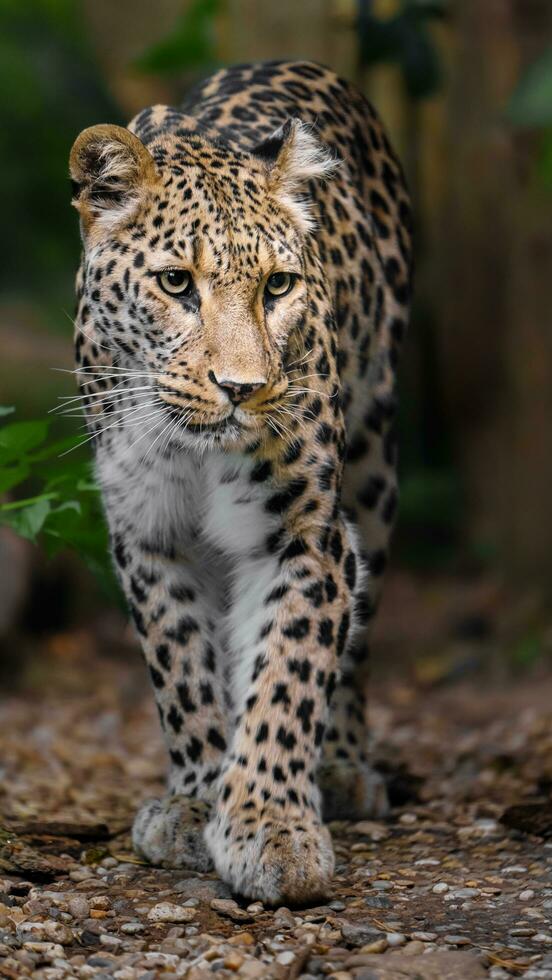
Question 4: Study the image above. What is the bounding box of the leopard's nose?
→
[208,370,265,405]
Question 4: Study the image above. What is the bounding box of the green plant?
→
[357,0,449,99]
[0,0,120,307]
[0,407,116,589]
[506,45,552,189]
[134,0,222,76]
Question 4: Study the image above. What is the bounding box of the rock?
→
[147,902,197,923]
[500,803,552,838]
[340,920,383,946]
[68,896,90,918]
[364,896,392,909]
[16,920,74,945]
[386,932,406,947]
[120,921,144,934]
[361,939,388,953]
[403,941,425,955]
[519,889,535,900]
[276,950,295,964]
[140,951,181,968]
[352,822,389,841]
[174,877,231,900]
[444,887,479,900]
[210,898,253,922]
[21,941,65,961]
[239,962,268,979]
[443,935,471,946]
[223,951,244,970]
[227,931,255,946]
[335,951,487,978]
[432,882,449,894]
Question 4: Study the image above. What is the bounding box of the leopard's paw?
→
[205,810,334,905]
[318,761,389,821]
[132,795,213,871]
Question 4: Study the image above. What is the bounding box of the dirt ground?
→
[1,575,552,979]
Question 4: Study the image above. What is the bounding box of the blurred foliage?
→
[506,45,552,189]
[134,0,222,75]
[0,0,120,309]
[358,0,448,99]
[398,468,463,568]
[507,46,552,126]
[0,407,116,591]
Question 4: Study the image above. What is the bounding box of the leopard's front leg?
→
[205,521,358,904]
[110,527,229,871]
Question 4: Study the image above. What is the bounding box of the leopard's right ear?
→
[69,124,158,235]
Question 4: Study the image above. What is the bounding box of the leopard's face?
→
[72,121,335,449]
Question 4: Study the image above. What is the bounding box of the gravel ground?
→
[1,636,551,980]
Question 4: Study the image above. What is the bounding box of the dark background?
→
[1,0,552,685]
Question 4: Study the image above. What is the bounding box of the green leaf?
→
[537,128,552,187]
[28,433,85,461]
[507,47,552,127]
[134,0,221,74]
[0,420,49,464]
[50,499,82,517]
[0,463,30,495]
[0,406,15,418]
[0,491,58,511]
[0,497,51,541]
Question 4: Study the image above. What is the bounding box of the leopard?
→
[68,59,412,905]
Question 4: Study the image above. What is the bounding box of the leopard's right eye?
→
[158,269,193,296]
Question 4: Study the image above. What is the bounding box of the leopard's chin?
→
[183,413,263,452]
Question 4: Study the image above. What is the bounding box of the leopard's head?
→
[70,116,337,449]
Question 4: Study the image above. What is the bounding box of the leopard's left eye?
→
[158,268,193,296]
[265,272,294,298]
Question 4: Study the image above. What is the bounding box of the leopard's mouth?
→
[186,417,235,434]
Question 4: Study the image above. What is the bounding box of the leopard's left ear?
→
[69,124,159,236]
[253,119,339,230]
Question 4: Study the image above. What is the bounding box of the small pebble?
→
[276,950,295,964]
[402,940,425,955]
[22,941,65,961]
[16,921,74,946]
[223,951,244,971]
[147,902,197,923]
[445,887,480,900]
[433,882,449,894]
[360,938,388,953]
[444,934,471,945]
[386,932,406,947]
[99,933,122,947]
[68,896,90,918]
[100,857,118,869]
[520,889,535,901]
[120,922,144,934]
[210,898,252,923]
[227,931,255,946]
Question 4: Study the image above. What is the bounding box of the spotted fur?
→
[69,60,412,904]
